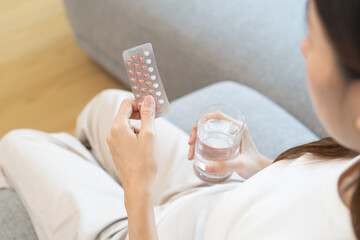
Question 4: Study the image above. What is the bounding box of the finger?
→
[115,99,139,126]
[134,126,140,135]
[130,110,141,120]
[240,124,257,152]
[200,110,230,122]
[200,110,243,128]
[130,124,140,133]
[188,124,198,145]
[188,144,195,160]
[205,158,245,175]
[131,125,140,137]
[129,99,141,120]
[140,95,156,131]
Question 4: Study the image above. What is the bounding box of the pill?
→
[136,71,142,77]
[133,86,139,91]
[156,91,161,96]
[159,99,164,104]
[139,79,145,84]
[149,89,155,94]
[128,69,134,75]
[150,75,156,80]
[131,77,137,83]
[126,61,132,67]
[144,51,150,56]
[146,81,152,86]
[148,67,154,72]
[156,106,160,110]
[144,73,150,78]
[141,65,147,71]
[139,57,145,62]
[146,59,152,64]
[141,88,147,93]
[132,55,137,60]
[153,83,159,88]
[136,94,142,99]
[154,97,157,102]
[134,63,140,68]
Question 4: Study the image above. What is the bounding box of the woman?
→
[1,0,359,239]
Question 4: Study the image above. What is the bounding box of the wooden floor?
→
[0,0,126,138]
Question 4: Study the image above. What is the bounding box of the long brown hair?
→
[274,0,360,237]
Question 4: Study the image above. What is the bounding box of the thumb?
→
[205,158,245,176]
[140,95,156,131]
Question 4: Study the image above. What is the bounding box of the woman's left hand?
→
[107,95,157,203]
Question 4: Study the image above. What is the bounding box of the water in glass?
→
[194,118,242,184]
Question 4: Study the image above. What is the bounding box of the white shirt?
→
[156,154,360,240]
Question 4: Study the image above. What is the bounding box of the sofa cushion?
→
[164,81,319,160]
[64,0,327,137]
[0,189,38,240]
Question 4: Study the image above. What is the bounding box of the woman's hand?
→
[187,112,272,179]
[107,95,157,201]
[107,96,159,240]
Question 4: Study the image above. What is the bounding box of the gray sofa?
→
[63,0,326,138]
[0,0,323,239]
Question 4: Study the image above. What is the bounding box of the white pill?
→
[150,75,156,80]
[146,59,152,64]
[159,99,164,104]
[153,83,159,88]
[156,91,161,96]
[144,51,150,56]
[148,67,154,72]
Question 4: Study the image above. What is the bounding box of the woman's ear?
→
[350,80,360,132]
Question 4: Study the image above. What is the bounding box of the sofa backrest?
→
[64,0,326,137]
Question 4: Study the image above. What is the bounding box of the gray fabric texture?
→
[0,189,38,240]
[164,81,319,160]
[63,0,327,137]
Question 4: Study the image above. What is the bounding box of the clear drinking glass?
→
[193,103,245,184]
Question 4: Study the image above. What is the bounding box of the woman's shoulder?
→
[286,153,360,211]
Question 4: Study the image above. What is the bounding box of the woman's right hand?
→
[187,113,272,179]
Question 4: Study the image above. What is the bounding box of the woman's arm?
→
[107,96,159,240]
[125,189,158,240]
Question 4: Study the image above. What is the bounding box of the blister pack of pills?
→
[123,43,171,118]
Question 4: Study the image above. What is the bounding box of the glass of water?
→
[193,103,245,184]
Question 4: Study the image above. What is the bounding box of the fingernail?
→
[144,95,154,106]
